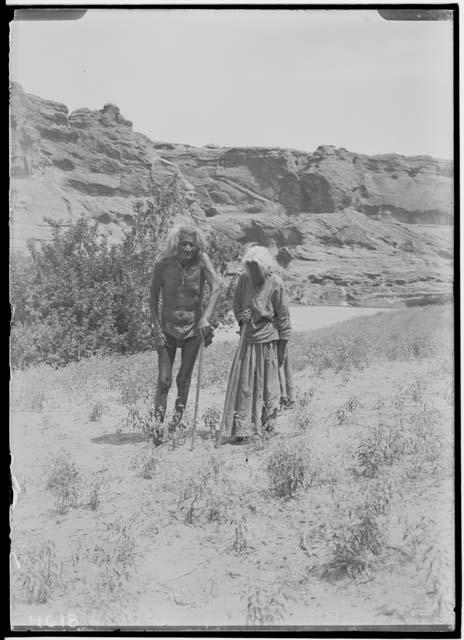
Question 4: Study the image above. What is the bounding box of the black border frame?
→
[6,3,461,637]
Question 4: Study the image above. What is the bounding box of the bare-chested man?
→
[150,225,220,442]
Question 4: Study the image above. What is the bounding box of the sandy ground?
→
[10,348,454,630]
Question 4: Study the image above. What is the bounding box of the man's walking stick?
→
[190,341,204,452]
[215,322,247,448]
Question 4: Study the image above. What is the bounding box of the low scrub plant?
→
[85,470,109,511]
[122,401,157,440]
[13,540,63,604]
[46,451,81,513]
[323,495,385,578]
[177,451,247,525]
[88,400,105,422]
[334,395,362,426]
[130,446,160,480]
[202,406,221,437]
[72,519,137,595]
[266,440,313,498]
[245,585,289,625]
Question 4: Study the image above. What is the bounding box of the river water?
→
[215,305,393,342]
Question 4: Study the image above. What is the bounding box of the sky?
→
[9,9,454,159]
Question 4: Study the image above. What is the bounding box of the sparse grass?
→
[121,400,157,440]
[10,304,454,625]
[89,399,105,422]
[245,584,289,624]
[176,449,250,526]
[290,389,314,433]
[333,395,362,426]
[130,446,160,479]
[323,489,386,578]
[85,470,109,511]
[288,305,452,376]
[71,519,137,596]
[266,439,313,498]
[109,354,156,406]
[353,421,404,478]
[231,514,248,554]
[13,540,63,604]
[46,451,81,513]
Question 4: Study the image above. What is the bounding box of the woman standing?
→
[225,245,291,442]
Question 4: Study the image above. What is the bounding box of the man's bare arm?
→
[201,253,220,325]
[149,262,163,337]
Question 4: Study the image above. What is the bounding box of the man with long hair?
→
[150,224,220,442]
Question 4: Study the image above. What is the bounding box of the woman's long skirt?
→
[229,340,280,437]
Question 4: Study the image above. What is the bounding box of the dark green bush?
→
[10,174,241,368]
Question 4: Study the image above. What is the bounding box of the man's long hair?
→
[162,224,207,258]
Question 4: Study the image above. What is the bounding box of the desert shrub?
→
[353,421,404,478]
[290,389,314,432]
[85,470,109,511]
[107,351,156,406]
[10,175,243,370]
[266,440,313,498]
[88,400,105,422]
[72,519,136,595]
[333,395,362,426]
[130,446,160,479]
[355,396,448,480]
[46,451,81,512]
[323,499,385,577]
[245,585,289,624]
[13,540,63,604]
[202,406,221,436]
[176,450,248,525]
[122,402,158,440]
[231,516,249,554]
[10,175,180,368]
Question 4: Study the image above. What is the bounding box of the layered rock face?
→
[10,83,454,306]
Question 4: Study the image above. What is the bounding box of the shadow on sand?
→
[91,432,146,445]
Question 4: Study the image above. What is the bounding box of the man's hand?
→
[200,325,215,347]
[152,330,167,353]
[199,316,216,347]
[277,339,288,367]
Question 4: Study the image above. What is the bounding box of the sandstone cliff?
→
[10,82,454,306]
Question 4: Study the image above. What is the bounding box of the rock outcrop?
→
[10,83,454,307]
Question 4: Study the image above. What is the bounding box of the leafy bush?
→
[10,174,241,369]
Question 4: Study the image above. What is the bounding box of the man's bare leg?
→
[173,335,202,425]
[154,335,176,441]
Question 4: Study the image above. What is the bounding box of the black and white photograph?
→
[9,5,456,631]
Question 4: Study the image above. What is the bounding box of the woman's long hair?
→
[242,244,276,277]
